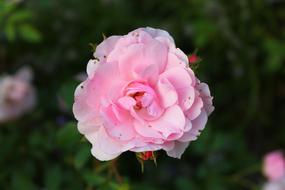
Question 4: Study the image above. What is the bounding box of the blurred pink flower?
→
[263,177,285,190]
[73,27,214,161]
[263,151,285,181]
[0,67,36,123]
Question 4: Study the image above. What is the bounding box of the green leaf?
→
[9,10,33,23]
[59,79,79,111]
[11,173,36,190]
[264,38,285,73]
[115,183,130,190]
[4,23,16,41]
[74,145,90,169]
[56,122,80,148]
[83,171,106,187]
[0,2,15,18]
[18,24,42,42]
[192,20,217,47]
[176,178,196,190]
[44,165,62,190]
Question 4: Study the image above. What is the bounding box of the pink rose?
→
[73,27,214,161]
[0,67,36,123]
[263,151,285,181]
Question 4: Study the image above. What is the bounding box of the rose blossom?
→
[0,67,36,123]
[73,27,214,161]
[263,151,285,181]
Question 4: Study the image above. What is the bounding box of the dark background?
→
[0,0,285,189]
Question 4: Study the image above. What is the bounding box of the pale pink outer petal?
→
[184,118,192,132]
[155,36,175,50]
[185,94,203,120]
[139,27,174,43]
[87,128,122,161]
[93,36,121,62]
[73,81,102,125]
[187,68,197,86]
[166,141,190,159]
[106,30,153,66]
[87,127,137,161]
[165,52,185,69]
[75,61,121,115]
[179,109,208,142]
[73,62,123,136]
[130,144,164,152]
[91,145,121,161]
[74,105,102,135]
[197,82,215,115]
[78,118,102,134]
[131,141,175,152]
[171,48,189,65]
[110,30,153,52]
[86,59,99,79]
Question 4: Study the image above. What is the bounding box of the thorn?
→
[152,152,157,167]
[102,33,107,40]
[140,159,145,173]
[89,43,97,52]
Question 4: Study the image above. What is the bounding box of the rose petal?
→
[149,105,185,139]
[86,59,99,79]
[117,40,167,80]
[94,36,121,62]
[140,27,174,43]
[87,129,123,161]
[118,96,136,110]
[179,109,207,142]
[156,78,178,108]
[185,94,203,120]
[166,141,190,159]
[133,120,164,139]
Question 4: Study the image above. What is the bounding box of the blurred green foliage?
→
[0,0,285,189]
[0,0,41,42]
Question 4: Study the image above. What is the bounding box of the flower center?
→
[130,91,145,110]
[124,82,154,110]
[118,81,163,120]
